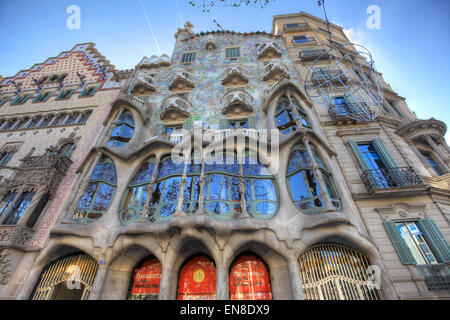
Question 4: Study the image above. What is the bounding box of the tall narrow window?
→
[26,117,40,129]
[287,144,340,214]
[3,191,35,225]
[226,47,240,59]
[0,191,17,218]
[0,151,14,167]
[420,151,444,176]
[73,156,117,224]
[147,157,184,222]
[59,143,75,158]
[182,152,201,215]
[396,222,438,265]
[181,52,196,64]
[77,111,92,124]
[275,94,310,135]
[64,113,79,125]
[120,157,156,224]
[108,111,135,147]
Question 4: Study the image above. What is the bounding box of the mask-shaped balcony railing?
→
[168,69,195,91]
[257,42,282,59]
[221,63,249,85]
[160,96,192,121]
[136,54,171,70]
[415,264,450,291]
[299,49,329,61]
[220,89,254,115]
[361,167,423,193]
[129,75,158,96]
[262,60,290,81]
[211,128,259,142]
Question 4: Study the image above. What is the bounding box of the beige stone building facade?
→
[0,12,448,300]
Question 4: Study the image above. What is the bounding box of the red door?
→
[128,258,162,300]
[229,255,272,300]
[177,255,216,300]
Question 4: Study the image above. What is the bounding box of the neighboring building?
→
[0,12,449,301]
[0,43,123,299]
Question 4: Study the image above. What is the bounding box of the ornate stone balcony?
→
[168,69,195,91]
[129,74,158,96]
[361,167,424,194]
[415,263,450,291]
[160,95,192,121]
[211,128,260,142]
[221,63,249,86]
[112,92,149,122]
[299,49,330,61]
[0,224,35,250]
[262,60,290,82]
[257,42,282,59]
[136,54,171,70]
[220,89,254,115]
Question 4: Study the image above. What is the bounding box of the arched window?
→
[127,257,162,300]
[229,254,272,300]
[182,151,201,215]
[64,113,79,125]
[108,110,135,147]
[120,157,156,224]
[287,144,340,215]
[31,253,98,300]
[177,255,216,300]
[275,94,310,135]
[73,156,117,224]
[147,157,184,222]
[203,152,241,218]
[0,191,18,218]
[2,191,35,225]
[243,153,278,218]
[298,243,382,300]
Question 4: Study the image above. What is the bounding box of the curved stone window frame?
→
[287,143,341,215]
[298,243,382,300]
[120,156,156,224]
[275,93,310,135]
[73,156,117,225]
[107,110,135,148]
[147,156,184,223]
[243,152,279,219]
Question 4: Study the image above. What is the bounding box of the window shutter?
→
[417,219,450,263]
[89,86,99,96]
[79,88,86,97]
[383,221,416,265]
[372,138,397,169]
[348,140,370,171]
[42,92,52,102]
[220,118,231,130]
[1,152,14,166]
[56,91,64,100]
[247,116,256,129]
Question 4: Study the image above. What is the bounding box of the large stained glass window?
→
[229,254,272,300]
[120,157,156,224]
[147,157,184,222]
[287,144,340,215]
[177,255,216,300]
[275,94,310,135]
[243,154,278,218]
[203,152,241,219]
[108,110,135,147]
[182,152,201,215]
[128,257,162,300]
[73,156,117,224]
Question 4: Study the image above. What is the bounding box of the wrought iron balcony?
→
[299,49,329,61]
[361,167,424,193]
[416,263,450,291]
[328,102,373,124]
[311,70,349,85]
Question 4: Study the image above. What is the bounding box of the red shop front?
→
[177,255,216,300]
[229,254,272,300]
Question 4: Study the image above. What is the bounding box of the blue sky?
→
[1,0,449,139]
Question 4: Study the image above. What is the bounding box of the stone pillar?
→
[287,257,305,300]
[287,93,304,130]
[158,264,173,300]
[216,265,229,300]
[88,266,108,300]
[425,135,450,172]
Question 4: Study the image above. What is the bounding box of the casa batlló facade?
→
[0,12,449,300]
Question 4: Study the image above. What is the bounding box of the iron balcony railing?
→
[415,264,450,291]
[361,167,423,193]
[283,23,309,32]
[311,70,349,84]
